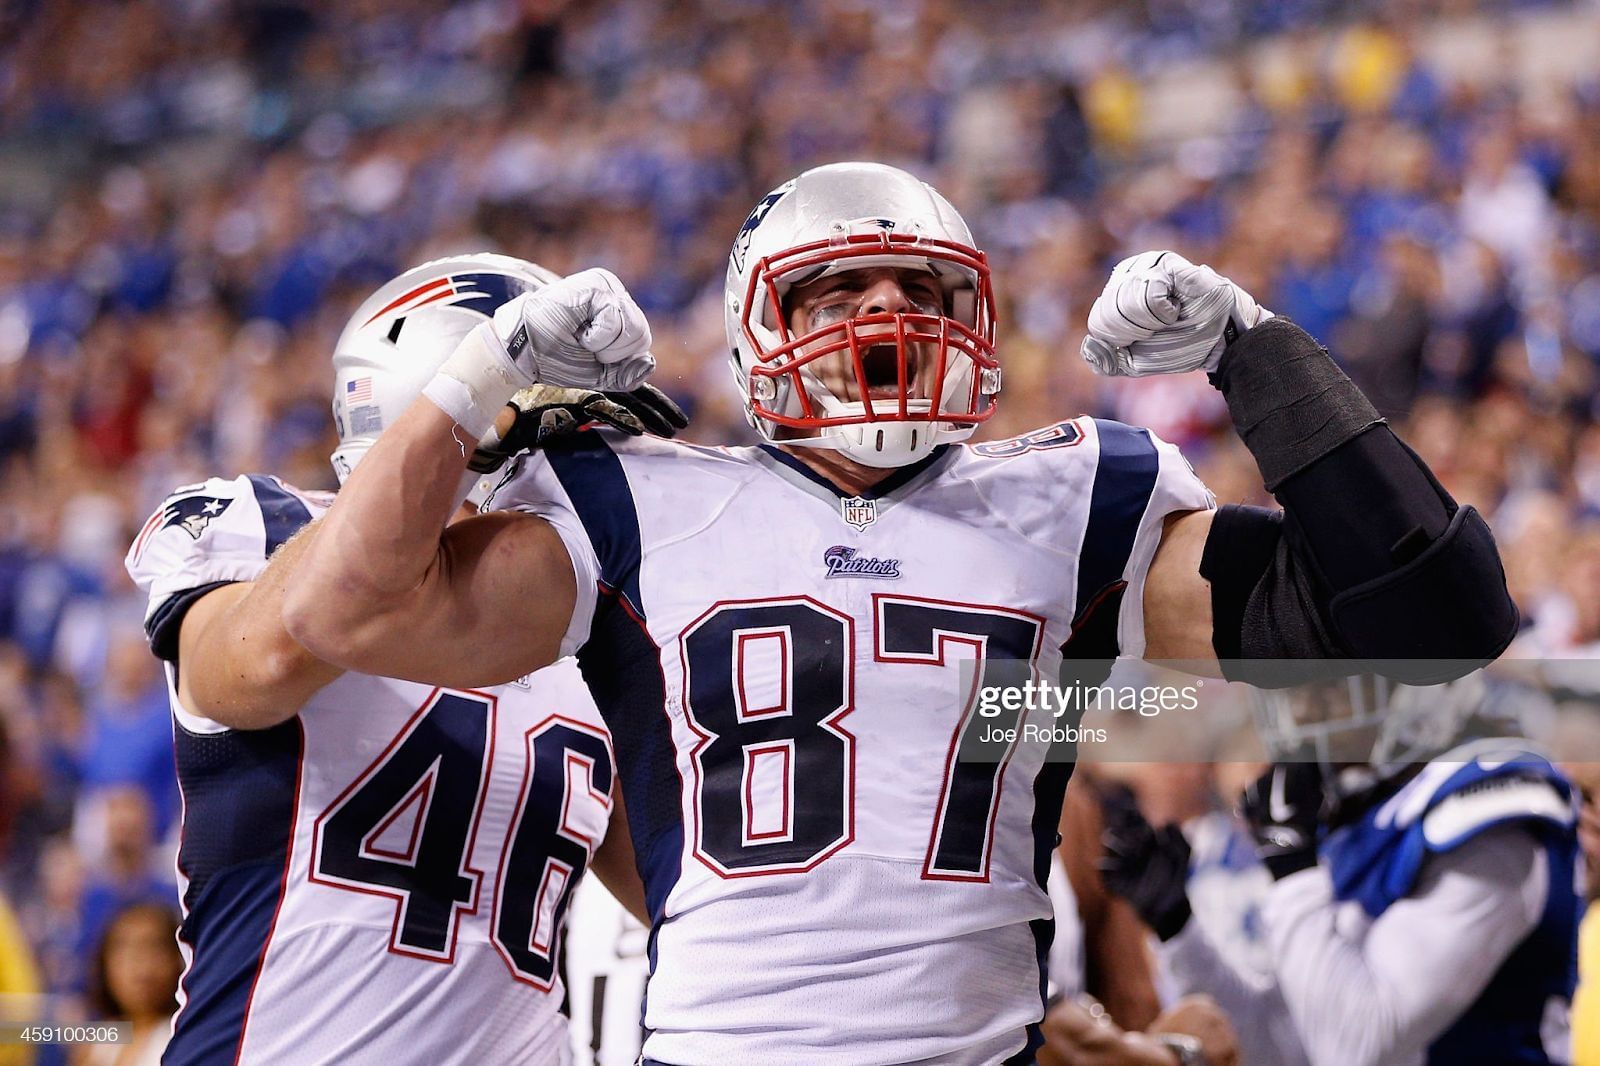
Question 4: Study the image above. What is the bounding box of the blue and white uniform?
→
[486,418,1213,1064]
[1263,741,1582,1066]
[127,475,613,1065]
[1161,812,1310,1066]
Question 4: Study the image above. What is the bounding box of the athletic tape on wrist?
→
[422,321,526,440]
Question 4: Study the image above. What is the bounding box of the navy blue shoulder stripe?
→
[545,437,683,921]
[1073,420,1160,624]
[245,475,313,555]
[543,438,646,616]
[148,580,237,662]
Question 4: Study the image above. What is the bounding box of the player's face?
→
[784,266,945,405]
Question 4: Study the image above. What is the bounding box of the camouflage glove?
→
[468,383,688,473]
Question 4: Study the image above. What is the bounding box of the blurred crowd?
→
[1,0,1599,1040]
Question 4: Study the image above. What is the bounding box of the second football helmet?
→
[1251,670,1541,781]
[330,253,560,498]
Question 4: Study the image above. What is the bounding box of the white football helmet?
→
[1252,671,1538,777]
[724,162,1000,468]
[331,253,559,499]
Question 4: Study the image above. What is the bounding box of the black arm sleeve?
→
[1201,319,1517,682]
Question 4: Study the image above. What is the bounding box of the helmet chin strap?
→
[834,422,939,468]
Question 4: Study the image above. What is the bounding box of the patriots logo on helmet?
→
[159,495,233,540]
[731,182,794,273]
[360,272,532,328]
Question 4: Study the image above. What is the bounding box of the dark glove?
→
[469,383,689,472]
[1238,762,1324,880]
[1097,783,1193,941]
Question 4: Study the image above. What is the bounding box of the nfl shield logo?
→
[840,496,877,531]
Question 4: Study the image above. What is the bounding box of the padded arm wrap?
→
[1203,503,1517,685]
[1212,318,1382,490]
[1328,504,1516,675]
[1204,319,1519,680]
[1200,505,1345,682]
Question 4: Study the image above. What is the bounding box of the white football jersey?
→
[126,474,614,1065]
[486,418,1213,1064]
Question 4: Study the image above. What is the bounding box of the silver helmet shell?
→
[330,253,559,501]
[724,162,1000,468]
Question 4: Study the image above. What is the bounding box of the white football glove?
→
[486,266,656,391]
[1081,251,1272,377]
[428,267,657,441]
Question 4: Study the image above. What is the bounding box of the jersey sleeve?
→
[1080,420,1215,659]
[1117,427,1213,658]
[481,450,603,659]
[125,474,321,662]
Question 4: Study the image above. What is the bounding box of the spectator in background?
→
[23,838,87,1021]
[73,788,170,983]
[1338,232,1436,418]
[76,623,175,842]
[1513,525,1600,655]
[76,902,179,1066]
[0,712,42,1066]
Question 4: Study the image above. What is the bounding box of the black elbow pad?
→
[1327,504,1518,681]
[1201,503,1518,685]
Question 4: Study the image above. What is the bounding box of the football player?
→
[1100,674,1582,1066]
[1043,780,1241,1066]
[282,162,1518,1063]
[124,254,681,1064]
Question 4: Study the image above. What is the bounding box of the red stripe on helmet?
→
[361,276,453,327]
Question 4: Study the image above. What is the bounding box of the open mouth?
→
[860,343,904,396]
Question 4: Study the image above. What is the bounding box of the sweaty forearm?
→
[284,398,475,649]
[1039,1001,1182,1066]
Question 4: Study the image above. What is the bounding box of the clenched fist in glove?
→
[1081,251,1272,377]
[424,267,657,440]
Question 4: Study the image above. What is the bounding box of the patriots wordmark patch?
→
[161,495,233,540]
[840,495,877,531]
[823,545,900,580]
